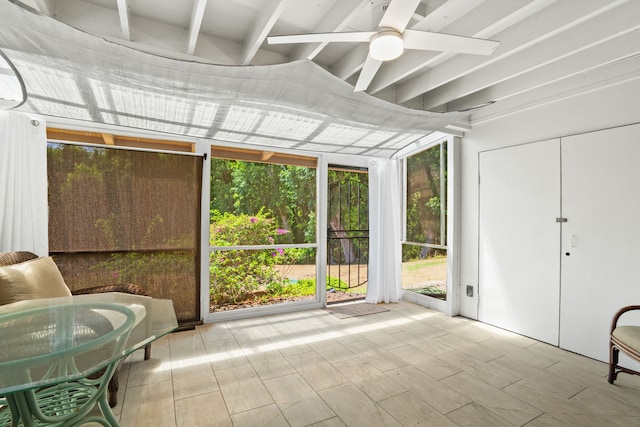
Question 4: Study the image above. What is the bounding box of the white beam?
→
[470,53,640,126]
[421,0,640,109]
[45,0,240,63]
[53,0,127,41]
[329,44,369,80]
[392,130,450,158]
[444,120,472,133]
[241,0,289,65]
[291,0,368,61]
[187,0,208,55]
[396,0,626,104]
[330,0,486,84]
[116,0,131,40]
[412,0,486,33]
[447,29,640,112]
[367,0,495,94]
[33,0,54,16]
[383,0,558,97]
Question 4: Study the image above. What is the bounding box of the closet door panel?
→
[478,139,561,345]
[560,123,640,362]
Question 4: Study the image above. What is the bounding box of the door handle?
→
[565,234,576,256]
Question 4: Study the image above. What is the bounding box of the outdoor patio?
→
[111,301,640,426]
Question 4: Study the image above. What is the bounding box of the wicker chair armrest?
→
[611,305,640,333]
[0,251,38,266]
[71,283,148,297]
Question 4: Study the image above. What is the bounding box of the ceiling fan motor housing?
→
[370,29,404,61]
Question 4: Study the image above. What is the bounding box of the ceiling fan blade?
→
[403,30,500,55]
[267,31,375,45]
[378,0,422,32]
[354,55,383,92]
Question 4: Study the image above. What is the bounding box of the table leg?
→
[98,395,121,426]
[2,394,21,427]
[10,392,35,427]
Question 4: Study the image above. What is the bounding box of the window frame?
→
[46,136,205,324]
[202,142,325,322]
[398,133,460,316]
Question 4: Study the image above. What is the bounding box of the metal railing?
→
[327,229,369,289]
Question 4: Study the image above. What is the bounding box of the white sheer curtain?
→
[0,111,48,255]
[366,158,402,304]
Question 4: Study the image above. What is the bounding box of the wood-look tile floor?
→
[110,301,640,426]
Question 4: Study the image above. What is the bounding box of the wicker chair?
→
[608,305,640,384]
[0,251,151,407]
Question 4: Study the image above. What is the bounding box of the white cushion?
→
[613,325,640,353]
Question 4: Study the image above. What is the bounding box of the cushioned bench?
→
[608,305,640,383]
[0,251,151,407]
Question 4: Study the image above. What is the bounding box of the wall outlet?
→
[466,285,474,297]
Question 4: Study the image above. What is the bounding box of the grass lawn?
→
[402,256,447,297]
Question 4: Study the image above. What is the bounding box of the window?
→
[402,141,447,300]
[47,141,203,323]
[209,152,317,313]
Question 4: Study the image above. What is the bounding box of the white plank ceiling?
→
[11,0,640,128]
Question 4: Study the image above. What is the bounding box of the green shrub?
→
[210,211,283,305]
[210,211,348,306]
[280,278,316,296]
[326,276,349,290]
[276,277,349,296]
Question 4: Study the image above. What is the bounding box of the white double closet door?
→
[479,123,640,361]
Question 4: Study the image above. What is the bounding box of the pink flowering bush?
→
[210,210,291,306]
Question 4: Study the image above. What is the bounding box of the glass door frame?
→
[396,133,460,316]
[200,140,326,322]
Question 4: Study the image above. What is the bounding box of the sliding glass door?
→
[209,151,318,314]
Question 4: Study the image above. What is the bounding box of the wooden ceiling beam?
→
[331,0,486,87]
[330,44,369,80]
[241,0,288,65]
[211,146,317,167]
[47,128,195,152]
[396,0,582,103]
[366,0,489,94]
[420,0,640,109]
[291,0,368,62]
[261,151,275,161]
[187,0,208,55]
[116,0,131,40]
[101,133,116,145]
[33,0,54,16]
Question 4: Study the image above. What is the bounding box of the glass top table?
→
[0,293,178,426]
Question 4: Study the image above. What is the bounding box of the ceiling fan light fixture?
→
[369,29,403,61]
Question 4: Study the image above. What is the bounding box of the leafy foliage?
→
[210,159,316,249]
[406,143,444,243]
[404,142,447,262]
[326,276,350,291]
[270,277,350,297]
[209,158,321,308]
[209,211,307,306]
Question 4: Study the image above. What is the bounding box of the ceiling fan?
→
[267,0,500,92]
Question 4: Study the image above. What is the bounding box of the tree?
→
[210,158,317,248]
[405,142,447,260]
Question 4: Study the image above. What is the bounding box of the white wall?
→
[459,77,640,319]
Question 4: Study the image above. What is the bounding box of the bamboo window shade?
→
[47,140,203,324]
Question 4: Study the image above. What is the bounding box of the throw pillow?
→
[0,256,72,306]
